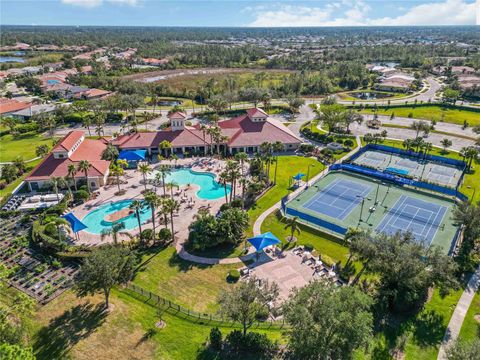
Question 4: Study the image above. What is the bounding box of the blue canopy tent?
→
[62,212,87,241]
[293,173,305,181]
[118,149,147,161]
[248,232,281,253]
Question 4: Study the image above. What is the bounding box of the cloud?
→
[246,0,476,27]
[61,0,139,8]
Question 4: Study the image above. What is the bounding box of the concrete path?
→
[437,265,480,359]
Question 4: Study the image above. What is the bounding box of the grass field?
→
[132,247,239,313]
[458,292,480,342]
[0,132,53,162]
[360,105,480,126]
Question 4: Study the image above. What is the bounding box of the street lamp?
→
[306,164,315,187]
[374,180,380,205]
[356,195,365,224]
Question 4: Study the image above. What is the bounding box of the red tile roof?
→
[74,88,111,99]
[167,111,187,120]
[54,131,84,152]
[26,136,110,181]
[114,128,211,149]
[0,98,31,114]
[246,107,268,119]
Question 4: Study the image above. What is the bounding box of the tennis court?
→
[376,195,447,246]
[285,171,459,254]
[304,178,372,220]
[352,149,463,187]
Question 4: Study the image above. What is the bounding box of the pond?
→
[0,56,25,63]
[157,99,182,106]
[371,61,399,68]
[348,91,393,100]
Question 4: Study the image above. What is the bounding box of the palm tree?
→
[349,230,375,285]
[440,138,452,153]
[49,176,64,201]
[77,160,92,192]
[101,144,119,162]
[219,171,229,204]
[284,216,301,243]
[165,181,178,199]
[110,159,128,193]
[162,198,180,243]
[239,178,249,208]
[101,222,125,245]
[67,164,77,191]
[138,163,152,191]
[344,110,363,133]
[44,216,70,246]
[144,191,160,242]
[157,165,171,196]
[129,200,144,241]
[159,140,173,157]
[226,160,240,202]
[460,146,479,172]
[272,141,284,185]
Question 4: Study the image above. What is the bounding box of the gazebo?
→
[62,212,87,241]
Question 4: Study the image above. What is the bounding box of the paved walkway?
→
[437,265,480,359]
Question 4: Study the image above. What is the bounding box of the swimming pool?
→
[163,168,230,200]
[81,199,151,235]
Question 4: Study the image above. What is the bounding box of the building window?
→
[58,154,64,158]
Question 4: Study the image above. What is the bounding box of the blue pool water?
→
[163,168,230,200]
[81,199,151,235]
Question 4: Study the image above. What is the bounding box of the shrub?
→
[14,122,39,134]
[230,199,243,208]
[335,139,344,145]
[63,113,84,123]
[158,228,171,243]
[225,330,278,357]
[408,112,413,118]
[227,269,240,283]
[0,181,6,190]
[344,139,354,147]
[219,203,231,212]
[51,259,62,269]
[105,113,123,123]
[209,327,223,351]
[74,190,89,202]
[140,229,154,241]
[304,243,314,251]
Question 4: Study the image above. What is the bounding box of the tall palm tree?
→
[138,163,152,191]
[219,171,229,204]
[460,146,479,172]
[159,140,173,157]
[101,144,119,162]
[226,160,240,202]
[110,159,128,193]
[272,141,284,185]
[234,152,248,176]
[67,163,77,191]
[165,181,178,199]
[77,160,92,192]
[49,176,64,201]
[129,200,144,241]
[284,216,301,243]
[157,165,171,196]
[144,191,160,243]
[162,198,180,243]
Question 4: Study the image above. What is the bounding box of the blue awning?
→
[118,149,147,161]
[248,232,281,252]
[62,213,87,233]
[293,173,305,181]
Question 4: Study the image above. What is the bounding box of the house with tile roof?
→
[111,108,301,156]
[0,98,32,115]
[25,131,111,191]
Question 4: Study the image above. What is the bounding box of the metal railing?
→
[122,283,287,330]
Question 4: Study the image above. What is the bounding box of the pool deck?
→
[71,158,241,245]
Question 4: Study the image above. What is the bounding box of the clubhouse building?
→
[112,108,301,156]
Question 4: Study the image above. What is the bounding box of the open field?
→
[459,292,480,342]
[0,132,53,162]
[360,106,480,126]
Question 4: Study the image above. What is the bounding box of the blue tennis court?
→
[376,195,447,246]
[303,178,372,220]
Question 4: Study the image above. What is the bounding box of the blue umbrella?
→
[62,212,87,233]
[248,232,281,252]
[293,173,305,181]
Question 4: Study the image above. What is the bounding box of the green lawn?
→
[458,292,480,342]
[0,132,53,162]
[360,105,480,126]
[247,155,324,236]
[261,210,350,266]
[132,247,240,313]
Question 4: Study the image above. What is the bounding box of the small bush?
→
[74,190,89,202]
[209,327,222,351]
[224,330,278,358]
[219,203,231,212]
[227,269,240,283]
[0,181,6,190]
[141,229,154,242]
[304,243,314,251]
[230,199,243,208]
[344,139,354,147]
[158,228,172,243]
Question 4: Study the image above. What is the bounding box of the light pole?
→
[357,195,365,224]
[306,164,315,187]
[374,180,380,205]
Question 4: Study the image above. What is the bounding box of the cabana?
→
[118,149,147,168]
[248,232,281,260]
[62,212,87,241]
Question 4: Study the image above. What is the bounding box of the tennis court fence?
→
[349,144,467,169]
[330,163,469,202]
[122,283,287,330]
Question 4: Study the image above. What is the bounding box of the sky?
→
[1,0,479,27]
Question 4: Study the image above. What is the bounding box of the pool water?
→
[81,199,151,235]
[163,168,230,200]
